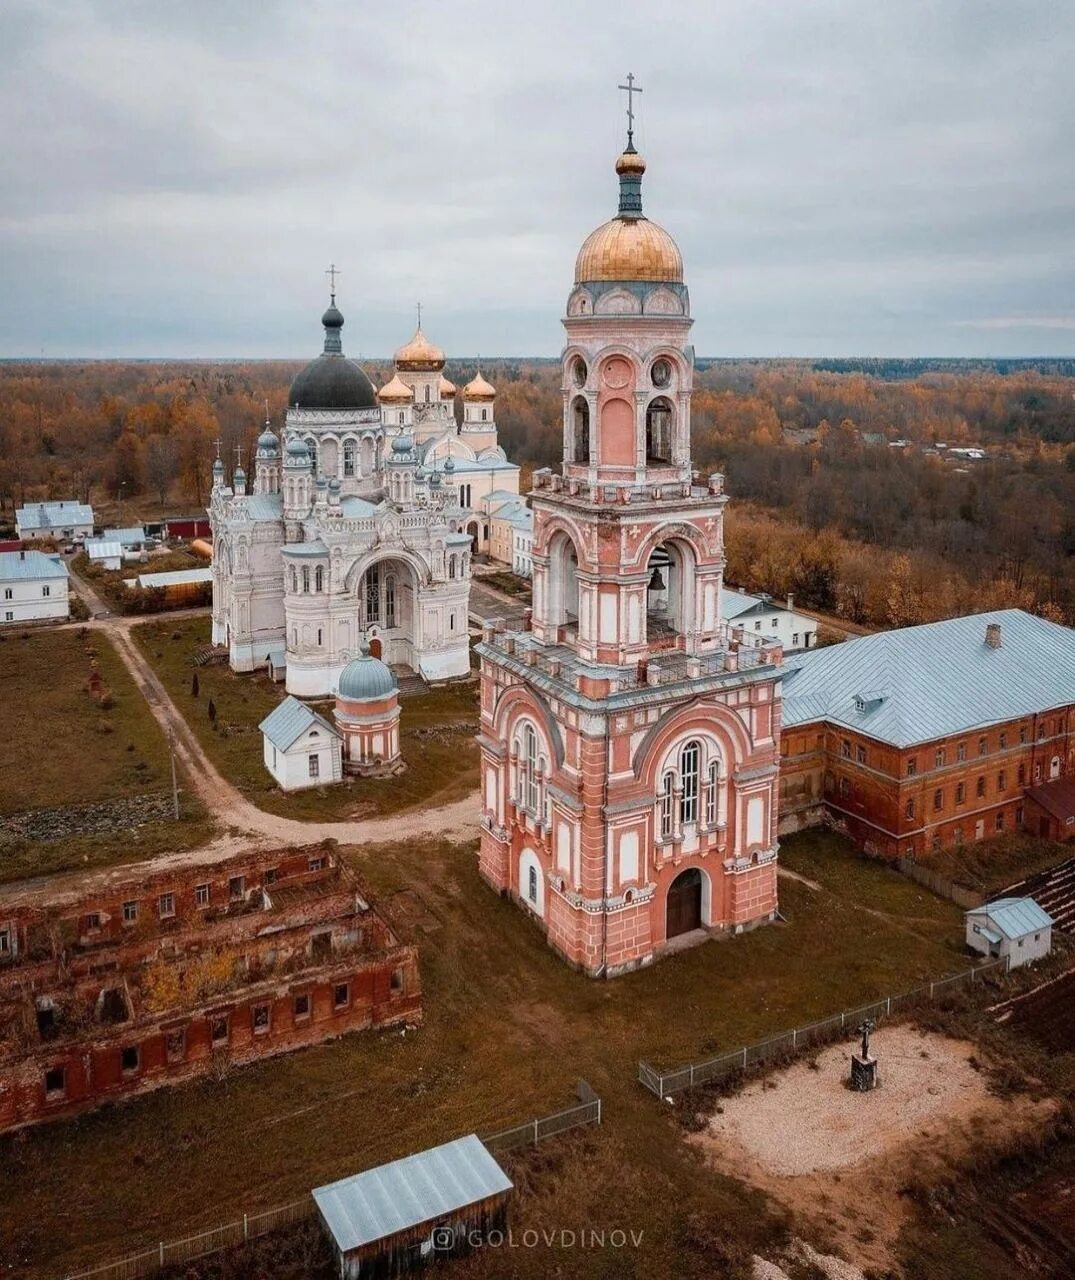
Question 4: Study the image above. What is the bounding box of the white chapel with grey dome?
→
[209,286,520,695]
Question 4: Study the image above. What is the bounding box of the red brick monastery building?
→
[779,611,1075,857]
[0,844,419,1132]
[476,125,783,976]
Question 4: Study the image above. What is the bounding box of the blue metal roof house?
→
[313,1134,512,1278]
[965,896,1053,968]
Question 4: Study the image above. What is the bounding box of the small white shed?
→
[259,696,343,791]
[965,896,1053,969]
[85,539,124,571]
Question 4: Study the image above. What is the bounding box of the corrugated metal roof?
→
[103,525,146,545]
[134,568,213,588]
[782,610,1075,747]
[259,696,338,751]
[969,896,1054,939]
[313,1135,512,1253]
[85,540,123,560]
[245,493,284,521]
[0,550,69,581]
[721,588,767,618]
[340,496,379,518]
[15,500,94,529]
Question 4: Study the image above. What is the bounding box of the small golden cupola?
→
[393,326,445,372]
[462,370,496,402]
[376,372,414,404]
[439,374,457,400]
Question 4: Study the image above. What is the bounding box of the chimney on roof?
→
[985,622,1002,650]
[20,550,25,560]
[786,593,794,611]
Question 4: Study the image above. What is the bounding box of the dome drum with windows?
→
[334,641,403,777]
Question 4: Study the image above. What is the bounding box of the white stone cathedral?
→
[209,291,520,695]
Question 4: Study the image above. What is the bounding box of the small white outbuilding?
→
[965,896,1053,969]
[259,696,343,791]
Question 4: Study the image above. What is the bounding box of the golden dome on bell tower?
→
[573,143,683,284]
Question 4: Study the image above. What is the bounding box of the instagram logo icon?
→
[430,1226,454,1251]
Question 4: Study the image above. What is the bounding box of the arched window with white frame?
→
[315,565,324,592]
[680,740,701,825]
[289,567,297,594]
[343,440,356,477]
[302,566,310,593]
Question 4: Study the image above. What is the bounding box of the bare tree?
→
[145,434,180,508]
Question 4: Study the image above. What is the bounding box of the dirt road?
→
[62,569,481,857]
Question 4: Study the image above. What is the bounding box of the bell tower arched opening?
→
[645,540,694,646]
[646,397,674,464]
[572,397,590,463]
[546,531,581,632]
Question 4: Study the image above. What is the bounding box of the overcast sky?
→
[1,0,1073,359]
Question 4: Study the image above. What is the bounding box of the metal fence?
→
[62,1096,602,1280]
[482,1094,601,1154]
[897,856,986,909]
[638,957,1009,1099]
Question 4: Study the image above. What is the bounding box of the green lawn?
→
[0,627,214,881]
[1,829,978,1280]
[131,617,480,820]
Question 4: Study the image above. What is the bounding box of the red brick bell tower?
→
[476,96,782,976]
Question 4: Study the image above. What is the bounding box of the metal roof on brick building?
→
[313,1134,511,1252]
[781,609,1075,748]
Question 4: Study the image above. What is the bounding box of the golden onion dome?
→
[394,326,445,371]
[377,372,414,404]
[575,218,683,283]
[574,146,683,284]
[462,370,496,402]
[439,374,457,398]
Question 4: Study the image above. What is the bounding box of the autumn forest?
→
[1,357,1073,628]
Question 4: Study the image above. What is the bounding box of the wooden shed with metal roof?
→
[312,1134,512,1278]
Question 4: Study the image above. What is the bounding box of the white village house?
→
[15,500,94,543]
[0,550,70,624]
[965,896,1053,969]
[259,696,343,791]
[721,587,819,652]
[84,539,124,571]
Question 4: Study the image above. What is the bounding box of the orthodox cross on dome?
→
[325,262,340,303]
[213,437,223,461]
[264,398,270,425]
[618,72,643,147]
[234,443,245,468]
[416,300,422,329]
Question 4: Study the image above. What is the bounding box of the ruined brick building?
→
[0,844,419,1131]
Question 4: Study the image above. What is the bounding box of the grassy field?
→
[132,616,480,820]
[0,626,214,881]
[0,828,983,1279]
[921,832,1074,895]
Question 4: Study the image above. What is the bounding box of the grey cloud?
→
[0,0,1072,358]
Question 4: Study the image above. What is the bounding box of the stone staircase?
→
[390,665,428,698]
[192,643,229,667]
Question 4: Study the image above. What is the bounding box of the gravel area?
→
[704,1025,988,1176]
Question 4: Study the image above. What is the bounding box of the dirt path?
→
[56,590,484,859]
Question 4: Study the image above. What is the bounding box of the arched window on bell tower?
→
[572,397,590,463]
[646,397,674,464]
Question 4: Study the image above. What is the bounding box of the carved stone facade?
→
[476,136,782,976]
[210,300,519,695]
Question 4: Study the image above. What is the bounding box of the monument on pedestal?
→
[850,1018,880,1091]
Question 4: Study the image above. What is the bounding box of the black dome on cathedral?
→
[288,297,378,411]
[288,355,377,410]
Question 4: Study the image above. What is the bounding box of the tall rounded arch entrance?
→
[666,867,705,940]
